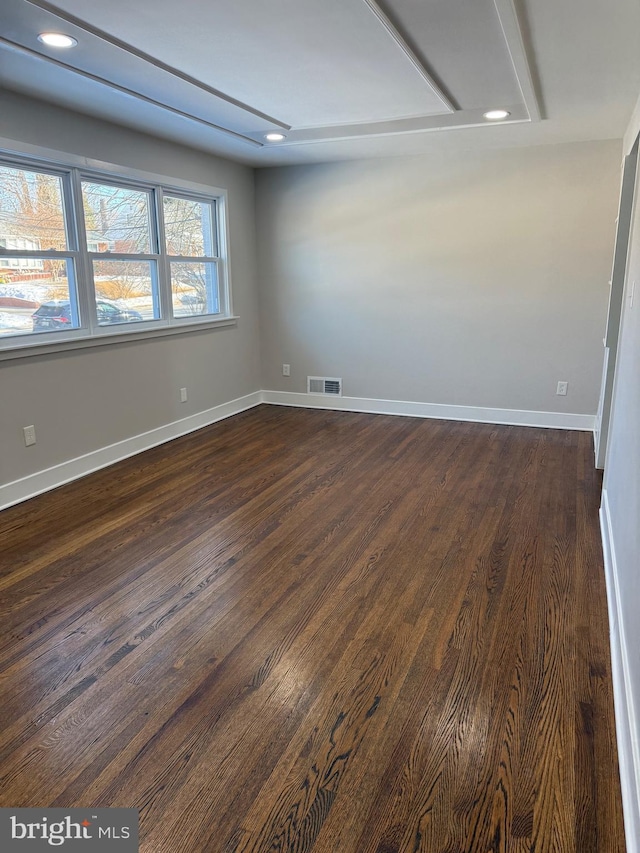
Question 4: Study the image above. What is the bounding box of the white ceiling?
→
[1,0,639,166]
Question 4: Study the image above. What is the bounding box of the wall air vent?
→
[307,376,342,396]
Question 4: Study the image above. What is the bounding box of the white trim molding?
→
[601,489,640,853]
[360,0,454,113]
[0,391,262,511]
[492,0,542,121]
[261,390,595,431]
[0,391,596,512]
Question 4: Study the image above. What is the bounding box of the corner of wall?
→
[600,489,640,853]
[0,392,263,512]
[624,92,640,155]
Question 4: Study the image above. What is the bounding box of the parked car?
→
[32,299,143,331]
[180,292,206,306]
[94,300,143,325]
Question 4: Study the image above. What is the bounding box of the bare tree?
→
[163,196,216,312]
[0,166,69,293]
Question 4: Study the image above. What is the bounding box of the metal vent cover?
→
[307,376,342,396]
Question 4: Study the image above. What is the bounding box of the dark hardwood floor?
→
[0,405,624,852]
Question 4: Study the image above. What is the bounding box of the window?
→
[82,180,158,326]
[0,163,79,338]
[0,153,231,352]
[163,194,220,318]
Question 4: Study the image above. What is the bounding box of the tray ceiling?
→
[0,0,639,165]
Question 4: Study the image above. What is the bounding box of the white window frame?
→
[0,142,235,360]
[157,188,228,324]
[78,174,164,336]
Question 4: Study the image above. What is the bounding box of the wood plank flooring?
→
[0,405,624,852]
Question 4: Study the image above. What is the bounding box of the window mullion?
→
[154,186,172,324]
[165,255,219,263]
[0,249,80,259]
[86,253,159,262]
[69,168,98,332]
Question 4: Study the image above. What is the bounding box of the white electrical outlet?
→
[282,364,291,376]
[556,381,568,396]
[180,387,188,403]
[23,425,36,446]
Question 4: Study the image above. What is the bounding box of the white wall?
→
[0,91,261,497]
[602,93,640,851]
[256,140,620,418]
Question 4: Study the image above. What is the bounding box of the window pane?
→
[0,165,68,251]
[163,195,216,257]
[0,258,77,337]
[93,259,157,323]
[171,262,219,317]
[82,182,152,254]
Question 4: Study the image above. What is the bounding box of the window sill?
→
[0,316,239,361]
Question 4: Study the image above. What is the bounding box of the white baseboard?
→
[0,390,596,512]
[601,489,640,853]
[0,391,262,511]
[261,390,595,431]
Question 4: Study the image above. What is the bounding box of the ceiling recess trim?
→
[361,0,455,114]
[23,0,290,130]
[0,37,263,147]
[258,105,529,146]
[492,0,542,121]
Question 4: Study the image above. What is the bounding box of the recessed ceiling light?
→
[38,32,78,48]
[483,109,511,121]
[264,133,286,142]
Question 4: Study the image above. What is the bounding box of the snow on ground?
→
[0,311,31,333]
[0,283,49,302]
